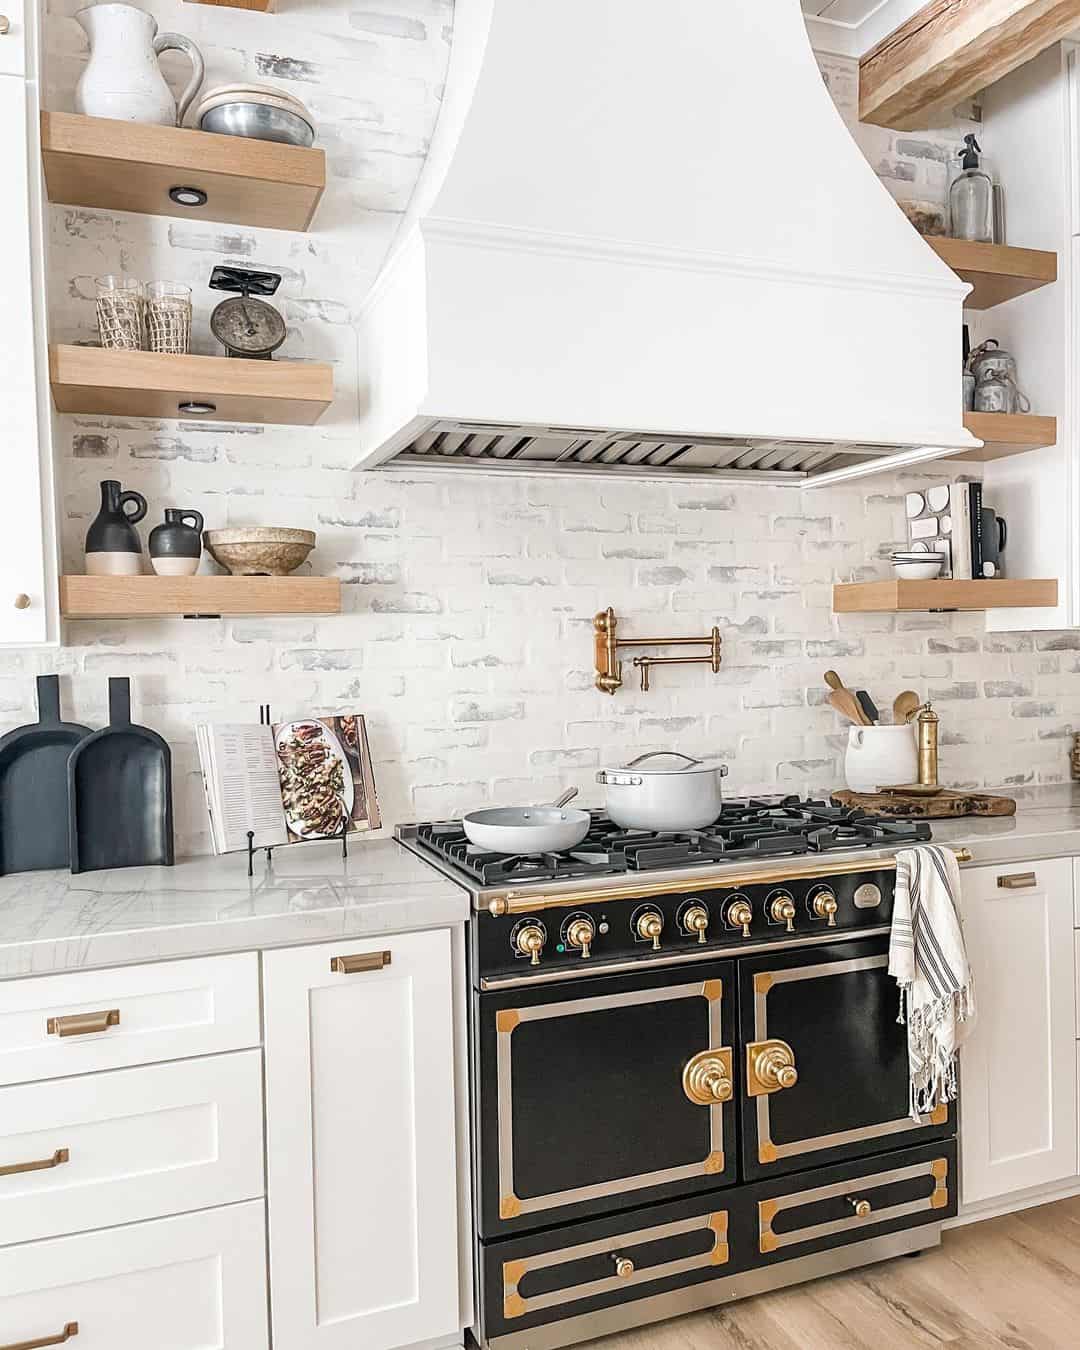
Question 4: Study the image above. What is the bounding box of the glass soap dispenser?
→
[949,134,993,242]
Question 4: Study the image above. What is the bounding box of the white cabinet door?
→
[264,930,460,1350]
[960,858,1078,1205]
[0,72,50,643]
[0,0,26,76]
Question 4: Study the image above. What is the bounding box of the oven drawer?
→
[479,1188,732,1344]
[748,1138,957,1264]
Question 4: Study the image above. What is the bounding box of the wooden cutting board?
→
[832,789,1016,819]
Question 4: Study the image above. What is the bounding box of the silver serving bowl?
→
[199,103,315,148]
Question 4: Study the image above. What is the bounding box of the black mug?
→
[981,509,1007,577]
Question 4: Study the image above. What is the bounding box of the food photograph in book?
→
[274,714,381,842]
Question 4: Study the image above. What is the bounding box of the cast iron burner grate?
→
[412,797,931,887]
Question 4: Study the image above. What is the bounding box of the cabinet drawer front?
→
[0,1051,265,1245]
[0,1200,269,1349]
[0,953,260,1086]
[0,0,27,80]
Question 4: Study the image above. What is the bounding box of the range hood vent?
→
[355,0,979,486]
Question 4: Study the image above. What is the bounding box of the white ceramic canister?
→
[844,725,918,794]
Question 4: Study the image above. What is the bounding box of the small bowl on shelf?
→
[204,527,316,577]
[892,555,945,581]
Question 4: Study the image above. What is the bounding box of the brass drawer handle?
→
[0,1147,70,1179]
[3,1324,79,1350]
[848,1197,872,1218]
[47,1009,120,1038]
[997,872,1037,890]
[611,1255,635,1280]
[329,951,392,975]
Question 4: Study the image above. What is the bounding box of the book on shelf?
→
[968,479,985,579]
[196,712,380,855]
[949,483,973,581]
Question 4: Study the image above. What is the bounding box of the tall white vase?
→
[74,4,204,127]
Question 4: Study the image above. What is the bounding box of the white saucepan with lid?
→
[597,752,728,831]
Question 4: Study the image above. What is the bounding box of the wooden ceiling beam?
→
[860,0,1080,130]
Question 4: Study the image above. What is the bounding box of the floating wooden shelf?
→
[49,345,333,426]
[925,237,1057,310]
[185,0,270,9]
[834,578,1059,614]
[41,111,323,231]
[952,412,1058,462]
[61,575,341,619]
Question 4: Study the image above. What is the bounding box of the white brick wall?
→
[8,6,1073,856]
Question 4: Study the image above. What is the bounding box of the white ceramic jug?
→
[844,724,918,794]
[75,4,204,127]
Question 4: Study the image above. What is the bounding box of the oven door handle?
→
[683,1047,734,1105]
[746,1039,799,1096]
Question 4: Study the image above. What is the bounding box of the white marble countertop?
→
[923,784,1080,868]
[0,839,469,979]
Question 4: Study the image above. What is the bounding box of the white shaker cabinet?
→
[263,929,462,1350]
[960,858,1078,1205]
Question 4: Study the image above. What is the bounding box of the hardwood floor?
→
[587,1197,1080,1350]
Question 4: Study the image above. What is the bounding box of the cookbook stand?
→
[245,703,351,878]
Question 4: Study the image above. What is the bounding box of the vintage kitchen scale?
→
[208,265,287,359]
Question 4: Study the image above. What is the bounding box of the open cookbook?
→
[196,714,381,855]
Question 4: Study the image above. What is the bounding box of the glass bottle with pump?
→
[949,134,993,242]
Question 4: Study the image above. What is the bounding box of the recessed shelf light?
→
[169,185,208,207]
[178,401,217,416]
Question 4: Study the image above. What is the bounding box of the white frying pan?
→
[462,789,591,854]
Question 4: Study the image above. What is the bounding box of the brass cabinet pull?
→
[611,1255,635,1280]
[747,1039,799,1097]
[2,1324,79,1350]
[683,1048,734,1106]
[46,1009,120,1038]
[0,1148,70,1179]
[329,951,392,975]
[997,872,1038,890]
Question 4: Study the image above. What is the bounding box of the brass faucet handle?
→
[812,890,838,927]
[515,923,546,967]
[636,910,664,950]
[726,898,753,938]
[769,895,796,933]
[683,904,709,944]
[566,917,595,960]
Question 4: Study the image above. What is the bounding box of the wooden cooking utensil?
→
[893,690,921,724]
[829,688,871,727]
[824,670,844,692]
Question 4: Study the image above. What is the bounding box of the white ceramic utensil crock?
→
[596,752,728,831]
[75,4,205,127]
[844,725,918,794]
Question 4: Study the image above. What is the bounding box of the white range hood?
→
[355,0,979,486]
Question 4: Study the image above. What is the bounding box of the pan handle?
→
[36,674,61,725]
[550,788,579,808]
[108,677,131,726]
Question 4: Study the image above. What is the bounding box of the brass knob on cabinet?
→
[683,904,709,944]
[747,1039,799,1096]
[683,1048,734,1105]
[566,917,595,960]
[612,1255,635,1280]
[770,895,796,933]
[13,593,30,610]
[636,910,664,950]
[0,16,10,35]
[849,1198,872,1218]
[812,890,838,927]
[515,924,545,967]
[727,898,753,938]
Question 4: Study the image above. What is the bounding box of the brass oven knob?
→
[683,904,709,944]
[515,923,545,967]
[849,1198,872,1218]
[752,1041,799,1093]
[727,898,753,938]
[566,917,595,960]
[812,890,838,927]
[683,1049,734,1105]
[770,895,796,933]
[612,1255,635,1280]
[636,909,664,950]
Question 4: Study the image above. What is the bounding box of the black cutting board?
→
[68,678,174,873]
[0,675,91,874]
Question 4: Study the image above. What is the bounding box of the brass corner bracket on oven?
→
[594,606,723,694]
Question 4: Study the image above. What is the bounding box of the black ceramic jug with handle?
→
[85,480,148,576]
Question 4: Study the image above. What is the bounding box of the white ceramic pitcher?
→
[844,724,918,794]
[75,4,204,127]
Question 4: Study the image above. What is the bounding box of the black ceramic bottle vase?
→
[149,509,204,576]
[85,480,148,576]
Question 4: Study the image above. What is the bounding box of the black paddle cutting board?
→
[0,675,90,874]
[68,678,174,873]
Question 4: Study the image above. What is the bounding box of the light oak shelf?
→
[834,578,1059,614]
[925,237,1057,310]
[41,111,323,231]
[60,575,341,619]
[953,412,1058,462]
[49,345,333,426]
[186,0,271,9]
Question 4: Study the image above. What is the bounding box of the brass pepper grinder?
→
[916,703,940,787]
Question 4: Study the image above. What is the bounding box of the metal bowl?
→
[199,103,315,148]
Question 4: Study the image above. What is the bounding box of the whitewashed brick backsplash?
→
[9,6,1072,856]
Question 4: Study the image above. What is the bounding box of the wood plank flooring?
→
[587,1197,1080,1350]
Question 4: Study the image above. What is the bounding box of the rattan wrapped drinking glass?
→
[145,281,192,355]
[95,276,143,351]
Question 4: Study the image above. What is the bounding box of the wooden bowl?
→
[204,527,316,577]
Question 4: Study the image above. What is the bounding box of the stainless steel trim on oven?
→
[501,1212,728,1320]
[752,954,947,1166]
[496,980,727,1220]
[758,1157,949,1253]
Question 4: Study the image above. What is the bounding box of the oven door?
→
[738,937,953,1180]
[477,961,737,1237]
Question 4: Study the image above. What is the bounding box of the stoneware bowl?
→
[204,527,316,577]
[892,558,944,581]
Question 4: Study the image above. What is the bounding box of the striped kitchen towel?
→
[889,844,976,1121]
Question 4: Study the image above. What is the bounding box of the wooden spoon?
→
[893,690,921,724]
[829,688,872,727]
[824,670,845,693]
